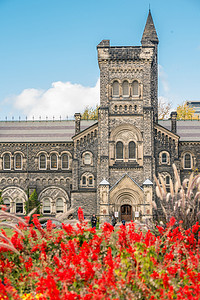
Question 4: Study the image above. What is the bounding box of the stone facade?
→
[1,10,200,222]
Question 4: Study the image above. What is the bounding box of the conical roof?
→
[141,10,159,45]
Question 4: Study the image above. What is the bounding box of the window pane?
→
[129,141,136,159]
[116,141,123,159]
[4,154,10,170]
[82,176,86,185]
[162,153,167,163]
[39,154,46,169]
[132,81,139,96]
[43,199,51,214]
[89,176,93,185]
[15,154,22,169]
[56,198,63,213]
[113,81,119,96]
[4,198,10,212]
[122,81,129,96]
[16,200,23,214]
[166,176,170,185]
[51,154,57,169]
[185,154,191,169]
[62,154,68,169]
[84,153,91,165]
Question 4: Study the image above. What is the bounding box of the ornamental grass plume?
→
[154,163,200,229]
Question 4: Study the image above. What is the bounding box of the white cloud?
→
[9,79,100,119]
[158,65,169,93]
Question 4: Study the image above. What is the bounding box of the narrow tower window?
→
[184,153,192,169]
[62,154,69,169]
[122,81,129,96]
[3,154,11,170]
[51,154,58,169]
[112,81,119,97]
[129,141,136,159]
[15,154,22,170]
[116,141,123,159]
[39,154,46,169]
[132,80,139,96]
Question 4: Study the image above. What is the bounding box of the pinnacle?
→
[141,10,159,45]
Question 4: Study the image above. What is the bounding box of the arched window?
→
[112,81,119,97]
[162,153,167,164]
[128,141,136,159]
[116,141,123,159]
[84,153,91,165]
[56,198,63,213]
[39,154,46,169]
[43,199,51,214]
[3,154,11,170]
[51,154,57,169]
[132,80,139,96]
[16,199,23,214]
[62,154,69,169]
[166,175,170,185]
[184,153,192,169]
[88,176,93,186]
[15,154,22,170]
[122,80,129,96]
[4,198,10,212]
[82,176,86,185]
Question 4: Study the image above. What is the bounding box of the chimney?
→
[170,112,177,134]
[74,113,81,135]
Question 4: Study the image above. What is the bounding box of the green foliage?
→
[25,189,40,214]
[82,105,99,120]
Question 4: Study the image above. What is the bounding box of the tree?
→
[176,102,195,120]
[158,97,171,120]
[25,189,40,214]
[82,105,99,120]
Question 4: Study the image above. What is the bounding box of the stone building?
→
[1,10,199,222]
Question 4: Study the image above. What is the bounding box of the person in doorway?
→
[122,219,126,226]
[91,214,97,228]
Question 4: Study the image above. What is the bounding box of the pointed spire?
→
[141,10,159,46]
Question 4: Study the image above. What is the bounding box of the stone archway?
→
[38,186,70,215]
[2,186,28,214]
[109,174,144,221]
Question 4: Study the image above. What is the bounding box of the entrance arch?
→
[121,204,132,221]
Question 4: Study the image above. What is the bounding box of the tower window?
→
[116,141,123,159]
[89,176,93,185]
[122,80,129,96]
[128,141,136,159]
[132,80,139,96]
[162,153,167,163]
[112,81,119,97]
[82,176,86,185]
[84,153,91,165]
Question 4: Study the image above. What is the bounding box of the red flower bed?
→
[0,211,200,299]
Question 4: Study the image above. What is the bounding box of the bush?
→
[0,208,200,299]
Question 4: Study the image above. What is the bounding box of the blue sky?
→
[0,0,199,120]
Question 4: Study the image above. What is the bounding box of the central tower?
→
[96,10,159,219]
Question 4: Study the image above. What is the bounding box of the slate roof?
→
[141,10,159,45]
[158,120,200,142]
[0,120,96,143]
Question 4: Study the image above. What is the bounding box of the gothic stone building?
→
[0,11,199,222]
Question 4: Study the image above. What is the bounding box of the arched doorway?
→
[121,204,132,221]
